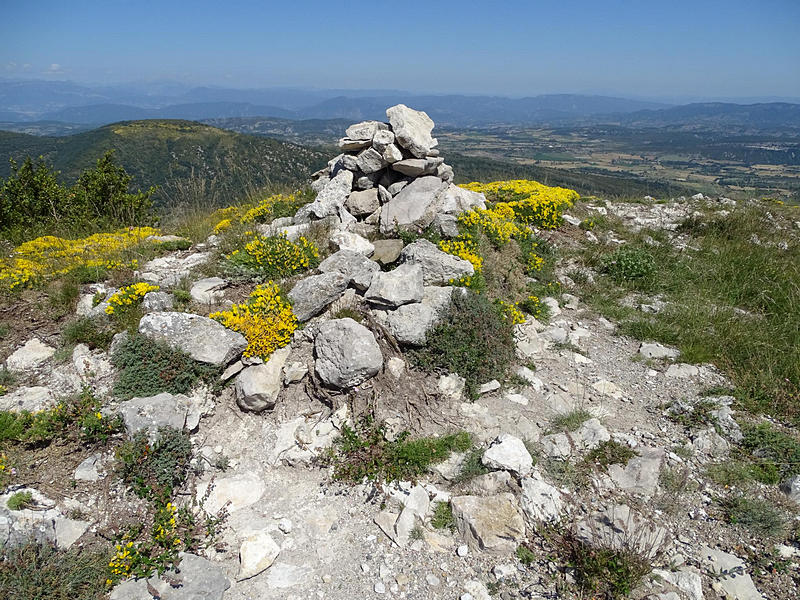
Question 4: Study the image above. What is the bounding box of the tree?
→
[0,156,65,232]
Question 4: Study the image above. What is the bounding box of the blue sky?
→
[2,0,799,99]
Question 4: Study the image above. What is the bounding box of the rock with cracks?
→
[314,318,383,389]
[138,312,246,366]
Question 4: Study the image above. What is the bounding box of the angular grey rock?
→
[666,363,699,378]
[314,318,383,389]
[387,178,409,195]
[346,120,388,141]
[110,553,231,600]
[482,434,533,476]
[382,143,404,164]
[639,342,679,360]
[5,338,55,372]
[437,163,455,182]
[74,453,104,481]
[142,291,174,313]
[356,147,388,174]
[345,188,381,217]
[400,239,474,285]
[576,418,611,449]
[780,475,800,504]
[138,312,246,365]
[235,347,290,412]
[374,286,453,346]
[372,129,395,152]
[338,137,371,151]
[305,169,354,220]
[319,249,380,291]
[238,530,281,581]
[699,546,764,600]
[576,504,666,560]
[0,386,56,413]
[371,239,404,265]
[364,263,424,308]
[652,568,704,600]
[450,493,525,555]
[138,252,211,287]
[432,213,459,237]
[607,447,664,495]
[437,184,486,214]
[190,277,227,304]
[520,474,564,523]
[392,158,440,177]
[329,230,374,256]
[119,393,191,437]
[377,184,391,204]
[386,104,437,158]
[287,272,350,322]
[380,176,448,234]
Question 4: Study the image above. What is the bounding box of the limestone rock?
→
[196,474,265,514]
[329,230,375,256]
[699,546,764,600]
[356,147,387,174]
[392,158,440,177]
[386,104,437,158]
[138,312,246,366]
[345,188,381,217]
[379,176,448,234]
[287,272,350,322]
[371,239,404,265]
[0,386,56,413]
[318,249,380,291]
[346,120,388,141]
[314,318,383,389]
[639,342,679,360]
[5,338,55,372]
[780,475,800,504]
[576,504,666,559]
[238,530,281,581]
[450,493,525,555]
[234,347,290,412]
[400,239,474,285]
[372,129,395,151]
[520,474,564,523]
[306,169,354,220]
[190,277,227,304]
[374,286,453,345]
[138,252,210,287]
[142,291,174,313]
[364,263,424,308]
[119,393,191,437]
[607,447,664,495]
[481,434,533,476]
[436,184,487,214]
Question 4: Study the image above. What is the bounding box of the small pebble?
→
[374,582,386,594]
[426,574,440,587]
[457,544,469,557]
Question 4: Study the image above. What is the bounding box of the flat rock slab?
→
[0,386,57,413]
[380,176,448,234]
[364,263,424,308]
[608,446,664,496]
[699,546,764,600]
[288,272,350,322]
[139,253,211,287]
[5,338,55,372]
[119,392,191,438]
[318,249,379,292]
[400,239,473,285]
[450,493,525,555]
[110,553,230,600]
[139,312,246,366]
[196,474,265,514]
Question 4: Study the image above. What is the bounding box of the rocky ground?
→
[1,106,798,600]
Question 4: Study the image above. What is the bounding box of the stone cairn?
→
[295,104,486,237]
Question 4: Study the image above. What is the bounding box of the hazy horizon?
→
[3,0,799,101]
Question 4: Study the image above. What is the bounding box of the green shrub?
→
[516,544,536,566]
[116,427,193,501]
[411,290,515,399]
[721,495,786,537]
[112,334,220,399]
[550,409,593,433]
[431,502,455,530]
[327,420,471,483]
[0,542,111,600]
[454,447,489,483]
[739,423,800,484]
[584,440,637,472]
[7,491,33,510]
[564,533,652,599]
[62,317,115,350]
[600,246,656,282]
[706,461,759,487]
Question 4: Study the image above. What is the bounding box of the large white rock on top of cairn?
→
[318,249,379,292]
[380,176,448,234]
[481,434,533,476]
[364,262,424,308]
[5,338,55,372]
[314,318,383,389]
[386,104,437,158]
[138,312,246,366]
[234,347,290,412]
[288,272,350,322]
[346,120,389,141]
[400,239,474,285]
[306,169,354,220]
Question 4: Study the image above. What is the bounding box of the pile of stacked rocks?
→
[297,104,486,237]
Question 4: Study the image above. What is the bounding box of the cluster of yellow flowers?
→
[521,294,545,321]
[228,233,318,277]
[213,218,232,234]
[0,227,159,291]
[107,540,136,584]
[105,283,160,315]
[496,300,527,325]
[210,281,297,359]
[458,203,521,245]
[438,239,483,272]
[210,192,302,233]
[461,179,578,230]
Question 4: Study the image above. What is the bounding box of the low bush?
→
[550,409,593,433]
[600,246,656,283]
[326,420,471,483]
[584,440,637,472]
[412,290,515,399]
[454,447,489,483]
[225,233,319,279]
[112,334,220,399]
[0,542,111,600]
[6,490,33,510]
[116,427,193,501]
[430,502,455,530]
[721,495,786,537]
[738,423,800,484]
[62,317,115,350]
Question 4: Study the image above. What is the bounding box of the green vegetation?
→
[516,544,536,566]
[412,290,515,399]
[455,447,490,483]
[0,542,111,600]
[738,422,800,484]
[62,317,116,350]
[116,427,193,501]
[577,205,800,424]
[550,409,593,433]
[705,461,759,487]
[112,334,221,400]
[721,495,786,537]
[431,502,455,530]
[600,246,656,284]
[584,440,637,472]
[0,151,154,242]
[6,490,33,511]
[326,420,472,483]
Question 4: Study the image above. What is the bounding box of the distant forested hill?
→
[0,120,327,207]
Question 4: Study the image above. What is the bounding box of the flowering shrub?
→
[496,299,526,325]
[519,294,545,320]
[210,282,297,359]
[227,233,319,278]
[105,282,160,316]
[0,227,159,291]
[213,218,232,234]
[461,179,578,230]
